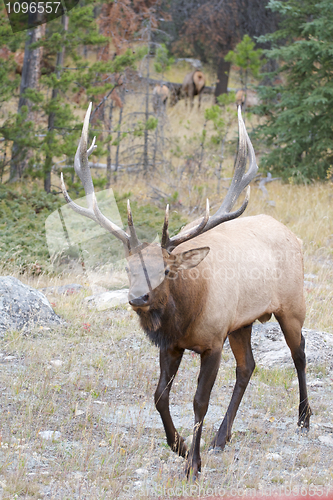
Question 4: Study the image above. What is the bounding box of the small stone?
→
[39,431,61,441]
[50,359,62,367]
[104,379,117,388]
[265,452,282,461]
[99,440,108,447]
[135,468,148,476]
[318,435,333,446]
[74,409,85,417]
[85,288,129,310]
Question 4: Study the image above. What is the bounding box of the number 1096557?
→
[5,1,61,14]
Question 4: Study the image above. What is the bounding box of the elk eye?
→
[165,268,170,276]
[125,266,129,274]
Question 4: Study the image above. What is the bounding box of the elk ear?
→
[171,247,210,271]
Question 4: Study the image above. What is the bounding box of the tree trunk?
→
[44,15,68,193]
[143,19,151,176]
[106,100,114,189]
[214,58,231,99]
[114,102,123,183]
[10,24,45,181]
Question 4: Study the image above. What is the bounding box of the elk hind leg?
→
[210,324,255,451]
[275,312,312,429]
[198,91,202,110]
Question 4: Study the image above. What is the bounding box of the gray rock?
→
[252,322,333,367]
[0,276,62,334]
[85,288,129,310]
[224,322,333,367]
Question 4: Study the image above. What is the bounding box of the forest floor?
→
[0,278,332,499]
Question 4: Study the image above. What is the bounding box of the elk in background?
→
[183,70,206,109]
[152,84,169,114]
[61,104,312,480]
[235,88,259,111]
[169,70,206,109]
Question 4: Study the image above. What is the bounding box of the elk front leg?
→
[155,346,187,457]
[185,349,222,479]
[210,325,255,451]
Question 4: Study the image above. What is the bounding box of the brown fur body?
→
[135,214,305,352]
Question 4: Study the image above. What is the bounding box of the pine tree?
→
[10,23,45,181]
[225,35,264,113]
[1,0,136,190]
[256,0,333,181]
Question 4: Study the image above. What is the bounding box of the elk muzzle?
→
[129,293,150,311]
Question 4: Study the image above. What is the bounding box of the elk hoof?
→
[185,461,201,481]
[172,437,188,458]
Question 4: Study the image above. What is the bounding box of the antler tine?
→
[92,194,130,248]
[73,103,95,211]
[216,106,250,215]
[60,172,98,223]
[201,106,257,233]
[87,136,97,156]
[61,103,134,249]
[161,204,170,249]
[164,199,210,251]
[127,200,140,248]
[237,112,258,191]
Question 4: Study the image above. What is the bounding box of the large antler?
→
[60,103,140,251]
[162,106,258,251]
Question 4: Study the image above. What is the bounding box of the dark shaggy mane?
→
[136,300,183,349]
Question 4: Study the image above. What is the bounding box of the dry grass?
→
[0,292,332,498]
[1,179,333,498]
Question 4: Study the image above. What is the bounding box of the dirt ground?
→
[0,291,333,500]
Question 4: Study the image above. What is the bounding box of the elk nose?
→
[128,294,150,307]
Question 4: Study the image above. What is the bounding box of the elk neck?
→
[135,267,208,350]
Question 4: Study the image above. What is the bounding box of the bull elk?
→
[61,103,312,479]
